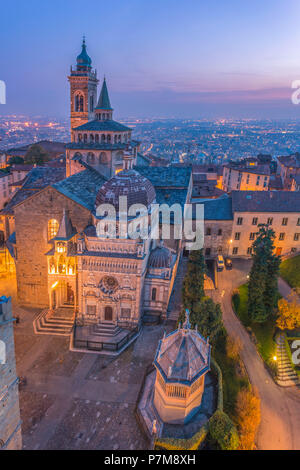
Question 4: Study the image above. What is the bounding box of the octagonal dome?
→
[95,169,156,211]
[154,311,211,384]
[149,244,172,269]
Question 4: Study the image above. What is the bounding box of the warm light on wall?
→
[51,281,58,289]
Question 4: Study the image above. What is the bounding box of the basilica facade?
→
[10,40,191,352]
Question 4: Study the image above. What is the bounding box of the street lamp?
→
[273,355,277,362]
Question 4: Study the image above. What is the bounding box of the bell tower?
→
[68,37,99,136]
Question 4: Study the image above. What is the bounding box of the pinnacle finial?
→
[183,309,191,330]
[83,35,86,45]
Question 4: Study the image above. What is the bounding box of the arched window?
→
[90,134,94,143]
[90,95,94,112]
[87,152,95,164]
[114,135,117,144]
[83,134,87,143]
[101,134,106,143]
[78,134,82,142]
[95,134,99,143]
[79,95,84,112]
[151,288,157,301]
[75,93,84,112]
[99,152,107,164]
[107,134,111,143]
[48,219,59,241]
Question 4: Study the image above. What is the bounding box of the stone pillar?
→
[0,296,22,450]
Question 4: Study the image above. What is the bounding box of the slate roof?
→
[155,188,188,209]
[52,168,106,212]
[1,166,66,215]
[278,153,300,168]
[54,209,77,241]
[224,162,270,176]
[136,153,151,166]
[194,194,233,220]
[135,166,191,188]
[232,190,300,213]
[95,78,112,110]
[73,119,131,132]
[154,316,211,385]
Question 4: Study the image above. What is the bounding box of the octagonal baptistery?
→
[153,312,211,424]
[95,169,156,212]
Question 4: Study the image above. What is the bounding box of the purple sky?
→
[1,0,300,119]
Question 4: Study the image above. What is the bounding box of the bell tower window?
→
[75,93,84,112]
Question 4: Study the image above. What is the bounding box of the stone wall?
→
[0,297,22,450]
[14,187,92,307]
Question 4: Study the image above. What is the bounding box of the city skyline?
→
[2,0,300,118]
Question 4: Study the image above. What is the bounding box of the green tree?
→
[24,144,50,164]
[248,224,280,323]
[189,297,223,344]
[182,249,205,310]
[8,156,24,165]
[209,410,239,450]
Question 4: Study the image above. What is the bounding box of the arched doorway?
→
[104,306,113,322]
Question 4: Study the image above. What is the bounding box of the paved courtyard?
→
[0,273,173,450]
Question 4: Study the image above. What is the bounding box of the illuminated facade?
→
[66,40,140,179]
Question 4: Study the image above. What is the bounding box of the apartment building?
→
[277,153,300,190]
[200,191,300,259]
[222,161,270,192]
[230,191,300,257]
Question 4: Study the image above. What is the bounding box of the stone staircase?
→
[276,333,299,387]
[166,256,188,322]
[91,322,121,337]
[33,307,74,336]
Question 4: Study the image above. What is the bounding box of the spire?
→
[76,36,92,69]
[183,309,191,330]
[55,209,77,240]
[95,77,112,110]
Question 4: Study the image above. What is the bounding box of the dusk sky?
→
[2,0,300,119]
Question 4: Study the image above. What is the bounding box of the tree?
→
[248,224,280,323]
[276,291,300,330]
[209,410,239,450]
[24,144,50,164]
[8,156,24,165]
[226,336,241,361]
[189,297,223,344]
[182,249,205,311]
[236,388,261,450]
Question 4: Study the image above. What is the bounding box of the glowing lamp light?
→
[51,281,58,289]
[273,356,277,362]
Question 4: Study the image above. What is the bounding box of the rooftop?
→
[232,190,300,213]
[73,119,131,132]
[52,168,106,212]
[195,194,233,221]
[154,311,211,385]
[136,166,191,189]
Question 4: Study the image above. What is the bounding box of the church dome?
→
[95,169,156,211]
[149,244,172,269]
[77,38,92,68]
